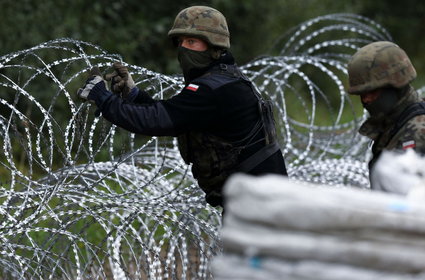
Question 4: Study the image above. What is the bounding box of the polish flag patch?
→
[402,140,416,150]
[186,84,199,92]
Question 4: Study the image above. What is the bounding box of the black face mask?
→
[362,88,400,117]
[177,46,214,81]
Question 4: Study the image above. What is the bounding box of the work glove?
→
[105,62,135,98]
[77,67,106,102]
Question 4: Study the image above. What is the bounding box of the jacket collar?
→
[184,51,235,83]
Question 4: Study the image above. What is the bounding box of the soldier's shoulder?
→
[193,71,239,91]
[180,81,219,97]
[390,115,425,151]
[405,114,425,129]
[406,115,425,152]
[400,115,425,142]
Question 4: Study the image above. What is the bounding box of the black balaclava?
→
[362,87,402,117]
[177,46,215,82]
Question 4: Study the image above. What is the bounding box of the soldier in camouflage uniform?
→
[347,41,425,188]
[78,6,288,209]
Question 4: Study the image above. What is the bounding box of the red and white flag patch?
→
[186,84,199,92]
[402,140,416,150]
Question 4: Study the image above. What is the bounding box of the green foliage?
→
[1,0,424,82]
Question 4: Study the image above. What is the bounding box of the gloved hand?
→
[105,62,135,98]
[77,67,106,102]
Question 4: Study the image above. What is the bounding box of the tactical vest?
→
[177,64,279,203]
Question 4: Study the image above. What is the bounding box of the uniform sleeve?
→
[89,81,218,136]
[90,82,177,136]
[126,87,155,104]
[395,115,425,154]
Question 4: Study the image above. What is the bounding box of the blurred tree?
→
[0,0,423,84]
[358,0,425,87]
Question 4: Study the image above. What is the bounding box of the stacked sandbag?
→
[212,174,425,280]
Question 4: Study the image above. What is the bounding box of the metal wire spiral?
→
[0,14,396,279]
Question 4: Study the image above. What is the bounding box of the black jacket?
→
[89,52,287,206]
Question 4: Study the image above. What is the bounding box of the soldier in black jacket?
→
[78,6,287,208]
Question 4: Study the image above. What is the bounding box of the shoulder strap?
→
[218,64,278,145]
[388,101,425,141]
[236,142,280,172]
[192,64,240,90]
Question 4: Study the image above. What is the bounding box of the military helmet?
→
[168,6,230,49]
[347,41,416,95]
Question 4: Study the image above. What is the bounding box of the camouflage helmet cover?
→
[168,6,230,49]
[347,41,416,95]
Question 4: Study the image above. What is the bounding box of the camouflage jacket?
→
[359,86,425,170]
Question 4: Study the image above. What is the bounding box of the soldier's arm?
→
[88,81,217,136]
[125,87,156,104]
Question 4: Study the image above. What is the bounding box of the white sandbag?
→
[218,174,425,273]
[212,253,425,280]
[371,150,425,199]
[220,218,425,272]
[223,174,425,233]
